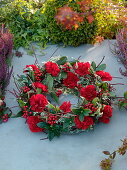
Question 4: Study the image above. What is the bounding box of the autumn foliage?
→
[55,1,95,31]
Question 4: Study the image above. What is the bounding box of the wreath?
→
[15,56,114,140]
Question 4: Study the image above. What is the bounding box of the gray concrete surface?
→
[0,40,127,170]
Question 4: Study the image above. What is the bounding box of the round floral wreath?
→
[15,56,114,140]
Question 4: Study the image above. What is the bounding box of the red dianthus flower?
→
[74,116,94,130]
[30,94,48,112]
[27,116,43,132]
[99,105,112,124]
[96,71,112,81]
[63,72,79,89]
[60,101,71,113]
[32,82,48,92]
[74,62,90,76]
[25,64,39,71]
[45,61,60,76]
[80,85,97,101]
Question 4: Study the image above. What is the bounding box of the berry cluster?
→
[56,89,62,97]
[2,114,9,122]
[34,69,42,81]
[22,106,32,118]
[22,86,30,93]
[47,114,57,125]
[84,103,97,113]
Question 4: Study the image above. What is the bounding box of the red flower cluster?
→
[63,72,79,89]
[99,105,113,124]
[32,82,48,92]
[96,71,112,81]
[25,64,39,71]
[60,101,71,113]
[27,116,43,132]
[74,62,90,76]
[30,94,48,112]
[45,61,60,77]
[25,64,42,81]
[55,5,84,30]
[74,116,94,130]
[80,85,97,101]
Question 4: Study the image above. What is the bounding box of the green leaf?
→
[82,109,91,116]
[36,88,42,94]
[11,111,23,118]
[59,72,67,79]
[79,114,84,122]
[37,122,48,129]
[48,131,55,141]
[124,91,127,99]
[63,118,72,129]
[51,92,59,103]
[96,64,106,71]
[46,74,53,91]
[69,59,78,66]
[92,97,100,105]
[18,99,26,108]
[72,108,82,115]
[91,61,96,70]
[102,82,108,91]
[56,56,67,65]
[29,71,35,81]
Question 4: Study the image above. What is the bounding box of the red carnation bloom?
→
[56,89,62,97]
[74,62,90,76]
[96,71,112,81]
[27,116,44,132]
[99,105,112,124]
[63,72,79,89]
[32,82,48,92]
[74,116,94,130]
[60,101,71,113]
[45,61,60,77]
[99,116,110,124]
[103,105,112,117]
[30,94,48,112]
[80,85,97,101]
[25,64,39,71]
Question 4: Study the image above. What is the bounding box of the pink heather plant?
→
[0,24,13,94]
[116,28,127,76]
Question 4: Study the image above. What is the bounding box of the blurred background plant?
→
[0,24,13,123]
[0,0,127,49]
[0,24,13,94]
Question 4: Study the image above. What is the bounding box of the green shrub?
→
[0,0,47,49]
